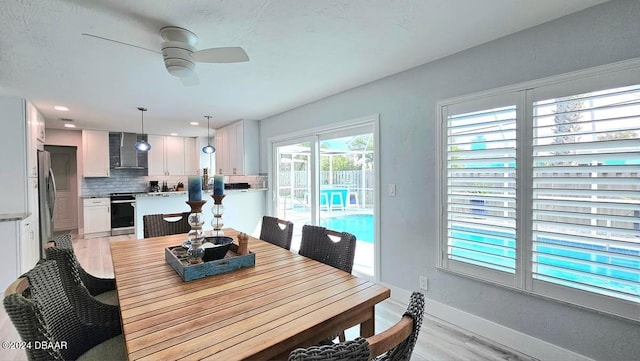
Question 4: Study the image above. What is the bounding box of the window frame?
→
[436,58,640,322]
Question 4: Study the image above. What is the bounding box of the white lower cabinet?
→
[83,198,111,237]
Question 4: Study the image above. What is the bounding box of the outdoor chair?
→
[288,291,425,361]
[260,216,294,250]
[3,261,125,361]
[299,225,357,273]
[143,212,191,238]
[45,233,118,305]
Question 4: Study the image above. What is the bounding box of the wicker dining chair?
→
[288,291,425,361]
[259,216,294,250]
[45,233,118,305]
[299,225,357,273]
[143,212,191,238]
[3,261,126,361]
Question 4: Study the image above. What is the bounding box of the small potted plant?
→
[176,182,184,191]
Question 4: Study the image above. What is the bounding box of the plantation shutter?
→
[531,84,640,303]
[445,100,518,280]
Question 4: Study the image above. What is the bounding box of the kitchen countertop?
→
[81,188,268,199]
[0,212,31,221]
[136,188,268,197]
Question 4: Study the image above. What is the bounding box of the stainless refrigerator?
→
[37,150,56,258]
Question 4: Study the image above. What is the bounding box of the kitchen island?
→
[134,188,267,239]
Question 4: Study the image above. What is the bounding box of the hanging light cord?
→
[206,115,211,140]
[138,107,147,134]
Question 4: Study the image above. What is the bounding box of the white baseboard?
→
[381,283,593,361]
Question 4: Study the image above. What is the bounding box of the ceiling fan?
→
[83,26,249,85]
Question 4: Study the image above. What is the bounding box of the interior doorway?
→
[45,145,78,231]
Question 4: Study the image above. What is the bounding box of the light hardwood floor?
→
[1,233,537,361]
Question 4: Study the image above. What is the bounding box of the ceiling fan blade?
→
[82,33,161,55]
[192,47,249,63]
[180,73,199,87]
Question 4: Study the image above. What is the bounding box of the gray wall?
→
[258,2,640,360]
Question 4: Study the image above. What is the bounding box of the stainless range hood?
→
[115,132,144,169]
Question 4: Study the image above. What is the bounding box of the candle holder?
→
[211,194,225,236]
[186,200,207,264]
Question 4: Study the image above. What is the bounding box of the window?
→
[439,61,640,320]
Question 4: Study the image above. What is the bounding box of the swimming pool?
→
[450,226,639,299]
[321,214,374,243]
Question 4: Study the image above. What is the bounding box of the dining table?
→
[109,228,390,360]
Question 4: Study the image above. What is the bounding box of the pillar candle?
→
[188,176,202,201]
[213,175,225,196]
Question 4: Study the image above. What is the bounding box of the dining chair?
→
[288,291,425,361]
[299,224,357,342]
[259,216,294,250]
[45,233,119,305]
[299,225,357,273]
[3,261,126,361]
[143,212,191,238]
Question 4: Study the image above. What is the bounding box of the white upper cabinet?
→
[82,130,110,177]
[147,135,197,176]
[215,119,258,175]
[26,101,39,178]
[183,137,198,176]
[165,136,185,176]
[0,96,41,215]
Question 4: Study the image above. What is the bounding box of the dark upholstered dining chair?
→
[45,233,118,305]
[143,212,191,238]
[259,216,294,250]
[3,261,126,361]
[288,291,425,361]
[299,225,357,274]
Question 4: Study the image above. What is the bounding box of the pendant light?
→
[135,107,151,152]
[202,115,216,154]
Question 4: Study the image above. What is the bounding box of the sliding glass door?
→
[272,123,376,279]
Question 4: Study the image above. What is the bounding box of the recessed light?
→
[64,123,76,128]
[190,122,199,126]
[170,133,178,136]
[54,105,69,111]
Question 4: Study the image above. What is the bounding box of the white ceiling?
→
[0,0,607,137]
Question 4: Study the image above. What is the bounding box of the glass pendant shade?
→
[136,107,151,152]
[135,140,151,151]
[202,144,215,153]
[202,115,216,154]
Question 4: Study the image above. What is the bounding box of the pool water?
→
[321,214,374,243]
[450,227,639,298]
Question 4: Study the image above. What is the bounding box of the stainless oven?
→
[110,193,135,236]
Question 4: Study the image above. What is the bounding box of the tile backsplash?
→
[81,169,268,196]
[81,169,191,196]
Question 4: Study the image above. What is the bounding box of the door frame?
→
[267,114,380,282]
[45,145,78,232]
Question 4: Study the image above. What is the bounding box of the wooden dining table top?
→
[110,228,390,361]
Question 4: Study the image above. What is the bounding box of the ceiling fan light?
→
[135,140,151,152]
[202,144,215,154]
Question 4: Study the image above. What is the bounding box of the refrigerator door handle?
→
[47,168,56,218]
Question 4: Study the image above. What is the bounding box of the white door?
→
[47,146,77,231]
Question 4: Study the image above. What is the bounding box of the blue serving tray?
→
[165,243,255,282]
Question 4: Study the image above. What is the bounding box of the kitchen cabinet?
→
[20,216,39,272]
[215,119,258,175]
[184,137,198,175]
[83,198,110,237]
[148,135,198,176]
[0,96,41,215]
[82,130,110,177]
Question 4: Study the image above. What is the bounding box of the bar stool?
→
[347,190,359,208]
[329,192,344,211]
